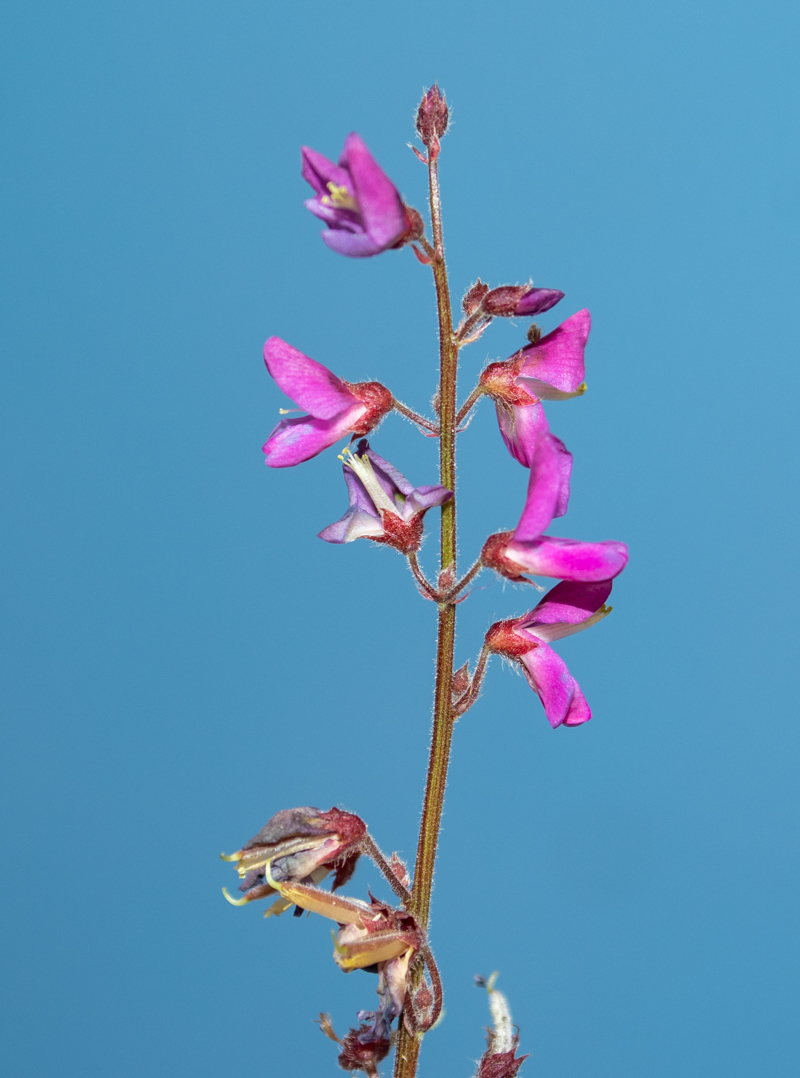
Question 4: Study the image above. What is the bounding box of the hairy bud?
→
[416,84,449,146]
[463,279,490,315]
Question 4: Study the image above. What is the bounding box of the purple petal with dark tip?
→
[523,579,614,630]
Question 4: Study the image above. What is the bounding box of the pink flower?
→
[481,415,628,582]
[480,310,591,466]
[302,133,418,257]
[484,580,614,728]
[262,338,393,468]
[319,440,452,555]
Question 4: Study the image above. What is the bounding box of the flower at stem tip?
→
[220,806,366,917]
[481,407,628,583]
[319,439,452,555]
[302,133,421,257]
[262,337,393,467]
[484,579,615,728]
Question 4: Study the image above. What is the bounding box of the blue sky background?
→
[2,1,799,1076]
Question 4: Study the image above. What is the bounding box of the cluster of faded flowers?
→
[222,88,628,1077]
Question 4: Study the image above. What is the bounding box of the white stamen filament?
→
[339,447,399,516]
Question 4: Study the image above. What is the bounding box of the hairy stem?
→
[393,149,458,1078]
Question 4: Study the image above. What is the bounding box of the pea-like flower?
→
[480,310,591,466]
[220,806,366,916]
[319,439,452,555]
[484,579,614,728]
[482,284,565,318]
[302,133,419,257]
[481,415,628,583]
[262,337,393,468]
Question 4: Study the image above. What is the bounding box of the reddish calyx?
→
[484,618,535,659]
[481,531,528,583]
[371,511,426,555]
[479,357,538,407]
[344,381,394,435]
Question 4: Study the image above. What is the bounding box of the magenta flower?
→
[319,440,452,555]
[485,580,614,728]
[262,337,393,468]
[480,309,591,466]
[482,420,628,582]
[302,133,417,257]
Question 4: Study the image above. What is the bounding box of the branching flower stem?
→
[392,398,440,435]
[393,147,459,1078]
[456,385,484,427]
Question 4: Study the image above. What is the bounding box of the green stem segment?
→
[393,151,459,1078]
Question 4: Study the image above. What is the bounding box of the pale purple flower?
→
[319,440,452,554]
[482,420,628,582]
[485,580,614,728]
[302,133,416,257]
[262,337,393,468]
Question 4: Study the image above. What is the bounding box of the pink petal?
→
[262,410,361,468]
[301,145,352,197]
[322,229,383,257]
[518,309,590,395]
[264,337,361,420]
[504,536,628,583]
[518,579,614,642]
[496,401,550,468]
[512,433,573,542]
[519,644,591,728]
[341,133,407,249]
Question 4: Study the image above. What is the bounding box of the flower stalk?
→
[393,134,459,1078]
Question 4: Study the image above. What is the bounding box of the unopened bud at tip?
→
[416,84,449,146]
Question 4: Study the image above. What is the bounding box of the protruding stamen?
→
[340,446,399,516]
[222,887,249,907]
[219,850,241,862]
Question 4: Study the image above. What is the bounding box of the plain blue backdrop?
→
[2,2,799,1076]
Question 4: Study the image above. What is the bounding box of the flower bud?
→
[416,84,449,145]
[483,285,564,318]
[463,279,490,315]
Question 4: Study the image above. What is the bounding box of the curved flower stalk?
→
[262,337,393,467]
[481,417,628,583]
[319,439,452,554]
[484,580,614,728]
[302,133,421,257]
